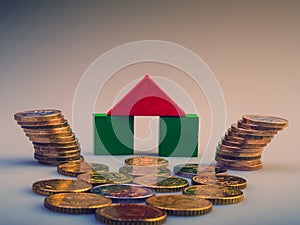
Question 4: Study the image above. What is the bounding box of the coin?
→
[217,143,263,153]
[37,155,84,166]
[91,184,155,203]
[21,120,69,129]
[242,114,288,128]
[29,133,76,143]
[33,139,79,147]
[173,164,227,178]
[133,175,189,192]
[221,138,267,149]
[57,162,109,177]
[95,204,167,225]
[237,119,283,131]
[146,194,212,216]
[14,109,62,122]
[32,178,92,195]
[216,153,261,161]
[119,165,171,177]
[35,149,80,158]
[17,117,65,127]
[23,126,72,134]
[228,128,273,140]
[77,172,133,185]
[224,132,272,144]
[34,145,80,152]
[231,123,277,136]
[125,156,169,167]
[183,185,244,204]
[192,174,247,189]
[217,159,263,171]
[25,130,73,138]
[44,192,112,214]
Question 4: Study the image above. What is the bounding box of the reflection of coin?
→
[242,115,288,128]
[32,179,92,196]
[192,174,247,189]
[57,162,109,177]
[91,184,155,203]
[133,175,188,192]
[146,194,212,216]
[78,172,133,185]
[14,109,62,122]
[119,165,171,177]
[183,185,244,204]
[125,156,169,167]
[173,164,227,178]
[95,204,167,225]
[44,193,112,214]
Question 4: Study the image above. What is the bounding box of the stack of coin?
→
[215,115,288,170]
[14,109,83,166]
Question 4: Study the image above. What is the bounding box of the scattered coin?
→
[57,162,109,177]
[183,185,244,204]
[133,175,189,192]
[191,174,247,189]
[119,165,171,177]
[91,184,155,203]
[124,156,169,167]
[44,192,112,214]
[173,164,227,178]
[95,204,167,225]
[32,178,92,195]
[77,172,133,185]
[146,194,212,216]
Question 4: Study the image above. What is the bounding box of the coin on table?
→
[125,156,169,167]
[44,192,112,214]
[146,194,212,216]
[14,109,62,122]
[119,165,171,177]
[91,184,155,203]
[173,163,227,178]
[133,175,188,192]
[78,172,133,185]
[57,162,109,177]
[237,119,283,131]
[32,178,92,195]
[95,204,167,225]
[242,114,288,128]
[192,174,247,189]
[183,185,244,205]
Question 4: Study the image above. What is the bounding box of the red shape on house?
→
[107,75,186,116]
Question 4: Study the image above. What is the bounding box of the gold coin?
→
[44,192,112,214]
[33,139,79,147]
[95,204,167,225]
[125,156,169,167]
[133,175,189,192]
[216,157,262,167]
[216,148,262,158]
[21,120,69,129]
[23,126,72,134]
[146,194,212,216]
[221,138,267,149]
[228,128,273,140]
[216,160,262,171]
[25,130,73,139]
[77,172,133,185]
[32,178,92,195]
[183,185,244,204]
[237,119,283,131]
[192,174,247,189]
[242,114,288,128]
[34,144,80,151]
[57,162,109,177]
[217,143,263,153]
[29,133,76,143]
[17,117,65,127]
[37,155,84,166]
[34,149,80,158]
[14,109,62,122]
[231,123,277,136]
[119,165,171,177]
[224,132,272,144]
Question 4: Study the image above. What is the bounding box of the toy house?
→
[93,75,199,157]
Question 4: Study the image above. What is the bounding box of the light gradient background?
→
[0,1,299,225]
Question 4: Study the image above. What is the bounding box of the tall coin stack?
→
[14,109,83,166]
[215,115,288,170]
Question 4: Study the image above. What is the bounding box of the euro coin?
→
[77,172,133,185]
[119,165,171,177]
[173,164,227,178]
[125,156,169,167]
[192,174,247,189]
[57,162,109,177]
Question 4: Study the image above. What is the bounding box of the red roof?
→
[107,75,186,116]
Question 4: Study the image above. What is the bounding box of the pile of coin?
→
[14,109,83,165]
[215,115,288,170]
